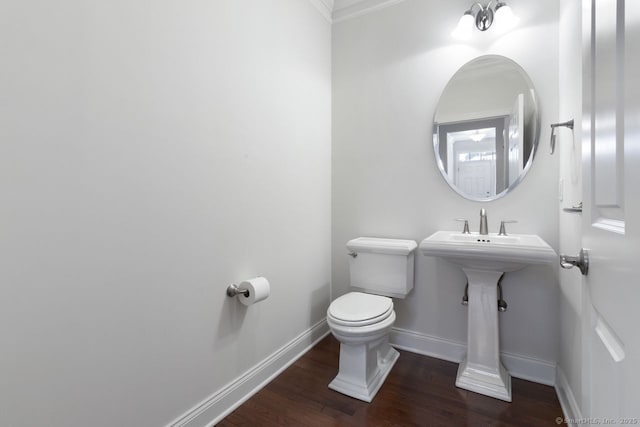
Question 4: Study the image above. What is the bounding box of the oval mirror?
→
[433,55,540,201]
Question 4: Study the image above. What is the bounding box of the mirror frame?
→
[432,55,540,202]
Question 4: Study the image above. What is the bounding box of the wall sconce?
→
[452,1,519,40]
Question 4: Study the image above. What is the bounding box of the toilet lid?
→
[328,292,393,324]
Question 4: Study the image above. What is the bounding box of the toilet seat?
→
[328,292,393,327]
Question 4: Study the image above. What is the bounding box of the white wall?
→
[0,1,331,426]
[332,0,560,366]
[557,0,585,415]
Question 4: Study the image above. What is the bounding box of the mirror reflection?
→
[433,55,539,201]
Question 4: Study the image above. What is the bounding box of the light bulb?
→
[452,11,474,41]
[470,132,486,142]
[494,3,519,34]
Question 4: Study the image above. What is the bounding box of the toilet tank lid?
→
[347,237,417,255]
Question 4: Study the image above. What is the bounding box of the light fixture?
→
[452,1,519,40]
[493,2,520,34]
[470,131,486,142]
[451,10,475,41]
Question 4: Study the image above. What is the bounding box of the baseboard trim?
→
[167,319,330,427]
[390,326,467,363]
[555,368,583,424]
[390,327,557,386]
[501,350,556,386]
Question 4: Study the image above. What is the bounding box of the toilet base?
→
[328,340,399,402]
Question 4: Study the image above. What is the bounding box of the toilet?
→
[327,237,417,402]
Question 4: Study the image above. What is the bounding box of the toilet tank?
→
[347,237,417,299]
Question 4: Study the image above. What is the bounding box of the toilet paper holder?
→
[226,284,250,298]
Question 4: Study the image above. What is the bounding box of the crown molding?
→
[308,0,334,22]
[308,0,408,24]
[332,0,407,23]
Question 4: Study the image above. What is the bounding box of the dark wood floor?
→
[218,335,563,426]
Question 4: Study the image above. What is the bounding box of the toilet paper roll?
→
[238,277,270,306]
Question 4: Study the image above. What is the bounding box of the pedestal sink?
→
[419,231,556,401]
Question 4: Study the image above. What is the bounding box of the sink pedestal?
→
[419,230,558,402]
[456,268,512,402]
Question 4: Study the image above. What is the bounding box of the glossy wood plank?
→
[219,335,563,426]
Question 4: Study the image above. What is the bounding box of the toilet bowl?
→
[326,237,417,402]
[327,292,399,402]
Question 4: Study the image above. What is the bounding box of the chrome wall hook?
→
[550,119,574,154]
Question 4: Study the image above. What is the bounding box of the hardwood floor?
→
[218,335,564,426]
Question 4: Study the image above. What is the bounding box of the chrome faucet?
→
[479,209,488,235]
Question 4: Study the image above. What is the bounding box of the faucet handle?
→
[498,220,518,236]
[455,218,471,234]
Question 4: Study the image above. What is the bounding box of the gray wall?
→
[557,0,586,413]
[332,0,560,367]
[0,1,331,426]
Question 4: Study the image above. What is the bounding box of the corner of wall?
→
[556,367,584,422]
[168,320,330,427]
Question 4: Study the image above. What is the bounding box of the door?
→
[582,0,640,422]
[457,160,494,198]
[507,93,524,186]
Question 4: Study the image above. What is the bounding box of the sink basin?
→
[419,230,557,402]
[419,230,556,272]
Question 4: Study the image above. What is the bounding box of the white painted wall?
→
[556,0,586,416]
[332,0,560,365]
[0,1,331,426]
